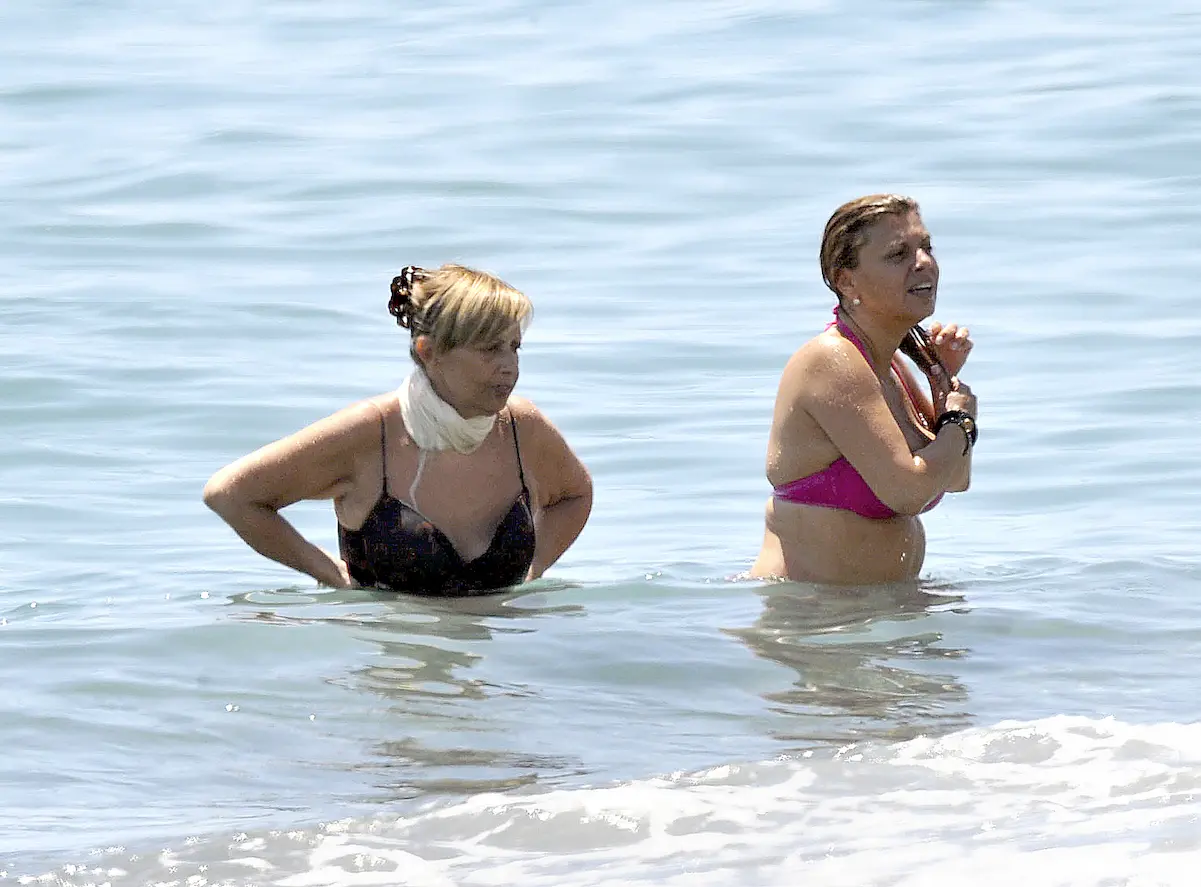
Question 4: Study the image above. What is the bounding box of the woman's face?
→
[841,211,939,322]
[421,323,522,419]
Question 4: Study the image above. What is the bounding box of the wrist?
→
[308,547,349,588]
[934,409,977,455]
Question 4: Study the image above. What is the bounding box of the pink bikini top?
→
[773,312,944,520]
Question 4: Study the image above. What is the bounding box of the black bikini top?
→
[338,411,536,595]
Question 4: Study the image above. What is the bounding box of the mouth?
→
[907,282,935,297]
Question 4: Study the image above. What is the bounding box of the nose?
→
[497,348,519,378]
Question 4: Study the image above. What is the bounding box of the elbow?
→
[877,455,958,515]
[556,481,594,525]
[202,470,239,518]
[554,474,594,531]
[580,473,595,515]
[885,495,931,518]
[878,480,944,517]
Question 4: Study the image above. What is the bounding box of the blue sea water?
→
[3,1,1201,883]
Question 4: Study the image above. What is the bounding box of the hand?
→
[944,379,977,419]
[335,559,357,589]
[316,550,358,589]
[927,321,973,378]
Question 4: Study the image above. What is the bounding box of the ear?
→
[834,267,857,302]
[413,335,435,366]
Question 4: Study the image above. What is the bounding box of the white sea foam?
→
[27,716,1201,887]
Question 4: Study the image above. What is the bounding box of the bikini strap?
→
[835,310,930,429]
[832,308,872,363]
[370,401,389,497]
[509,412,529,495]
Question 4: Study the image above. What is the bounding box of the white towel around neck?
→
[397,368,496,454]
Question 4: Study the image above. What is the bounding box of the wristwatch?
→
[933,410,977,455]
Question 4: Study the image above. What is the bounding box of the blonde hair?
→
[388,264,532,364]
[819,194,920,300]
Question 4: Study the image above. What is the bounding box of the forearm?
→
[208,499,349,587]
[903,429,972,512]
[925,378,972,493]
[527,493,592,580]
[948,449,971,492]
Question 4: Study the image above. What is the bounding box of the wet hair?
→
[819,194,920,301]
[388,264,533,366]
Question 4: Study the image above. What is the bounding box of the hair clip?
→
[389,265,424,328]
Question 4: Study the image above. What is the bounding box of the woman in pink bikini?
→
[751,194,978,585]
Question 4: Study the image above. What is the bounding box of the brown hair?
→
[819,194,920,300]
[388,264,532,366]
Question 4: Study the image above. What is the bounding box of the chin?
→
[485,392,513,414]
[911,298,936,321]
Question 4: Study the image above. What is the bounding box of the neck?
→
[400,369,497,454]
[835,306,908,376]
[422,367,487,420]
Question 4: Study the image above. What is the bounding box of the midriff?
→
[750,496,926,585]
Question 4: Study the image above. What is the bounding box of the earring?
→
[851,297,861,306]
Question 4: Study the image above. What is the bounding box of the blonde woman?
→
[204,265,593,595]
[751,195,978,585]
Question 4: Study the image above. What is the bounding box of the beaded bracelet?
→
[933,409,978,456]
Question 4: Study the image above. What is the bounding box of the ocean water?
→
[3,0,1201,883]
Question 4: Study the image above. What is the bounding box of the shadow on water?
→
[226,581,594,799]
[726,578,976,748]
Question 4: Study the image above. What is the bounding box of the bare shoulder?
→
[779,329,871,405]
[505,395,578,460]
[504,395,590,506]
[506,394,547,422]
[205,392,398,509]
[295,393,393,446]
[785,328,862,375]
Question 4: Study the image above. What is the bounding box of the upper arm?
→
[203,401,380,513]
[794,341,939,515]
[510,398,592,511]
